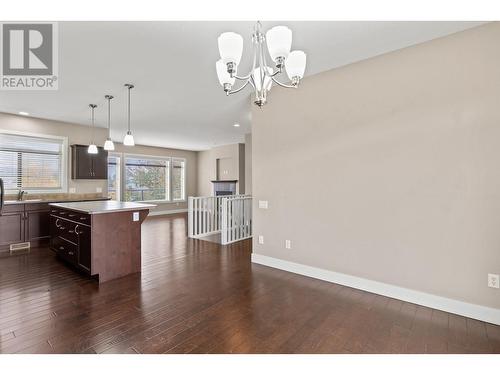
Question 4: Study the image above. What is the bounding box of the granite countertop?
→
[49,201,156,214]
[5,197,110,205]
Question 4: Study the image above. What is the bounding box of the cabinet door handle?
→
[68,251,74,256]
[75,225,82,235]
[55,218,61,228]
[59,246,64,250]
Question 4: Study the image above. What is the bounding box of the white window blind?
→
[0,132,65,191]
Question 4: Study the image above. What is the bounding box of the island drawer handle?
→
[68,251,74,256]
[55,218,61,228]
[79,217,87,220]
[75,225,83,235]
[68,213,76,217]
[59,246,64,250]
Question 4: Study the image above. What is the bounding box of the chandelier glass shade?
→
[215,22,307,107]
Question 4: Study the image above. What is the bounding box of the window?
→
[124,156,170,202]
[172,158,185,201]
[0,132,66,192]
[107,154,186,203]
[107,154,121,201]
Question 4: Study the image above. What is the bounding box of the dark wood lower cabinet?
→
[26,204,51,246]
[0,210,24,247]
[76,224,91,271]
[0,203,50,251]
[50,212,91,275]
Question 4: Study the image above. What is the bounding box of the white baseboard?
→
[148,208,188,216]
[251,253,500,325]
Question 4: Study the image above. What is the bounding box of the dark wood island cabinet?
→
[0,198,110,253]
[49,201,155,283]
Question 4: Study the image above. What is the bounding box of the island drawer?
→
[72,212,91,224]
[50,210,91,225]
[50,236,78,264]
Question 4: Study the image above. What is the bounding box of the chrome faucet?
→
[17,190,27,201]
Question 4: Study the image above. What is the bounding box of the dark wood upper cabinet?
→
[71,145,108,180]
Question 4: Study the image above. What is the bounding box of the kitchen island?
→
[49,201,156,283]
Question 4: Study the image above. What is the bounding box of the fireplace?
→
[212,180,237,196]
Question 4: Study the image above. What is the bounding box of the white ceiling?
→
[0,21,485,150]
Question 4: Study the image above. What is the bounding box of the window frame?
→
[0,129,68,194]
[171,157,186,202]
[109,152,186,204]
[107,152,122,201]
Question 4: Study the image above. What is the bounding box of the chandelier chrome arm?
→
[271,76,299,89]
[227,79,252,95]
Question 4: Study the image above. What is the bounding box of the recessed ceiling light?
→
[233,123,240,127]
[18,111,30,116]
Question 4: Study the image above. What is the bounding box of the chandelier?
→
[215,22,307,107]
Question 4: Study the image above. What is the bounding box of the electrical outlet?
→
[488,274,499,289]
[285,240,292,249]
[258,235,264,244]
[96,187,102,193]
[133,212,140,222]
[258,200,268,209]
[69,187,76,194]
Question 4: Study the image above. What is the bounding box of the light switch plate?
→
[69,187,76,194]
[285,240,292,249]
[488,273,499,289]
[258,200,268,209]
[133,212,140,222]
[258,235,264,244]
[96,187,102,193]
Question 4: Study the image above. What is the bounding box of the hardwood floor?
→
[0,213,499,354]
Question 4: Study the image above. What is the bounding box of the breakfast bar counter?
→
[49,201,156,283]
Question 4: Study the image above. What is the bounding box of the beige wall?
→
[252,22,500,310]
[245,133,252,195]
[0,112,197,213]
[197,143,245,197]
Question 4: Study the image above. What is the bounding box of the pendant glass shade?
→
[266,26,292,62]
[104,138,115,151]
[285,50,307,80]
[252,67,273,92]
[88,144,98,154]
[216,59,236,86]
[218,32,243,65]
[123,131,135,146]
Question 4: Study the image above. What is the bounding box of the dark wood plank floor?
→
[1,213,499,354]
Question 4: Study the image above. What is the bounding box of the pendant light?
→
[123,83,135,146]
[87,104,98,154]
[103,94,115,151]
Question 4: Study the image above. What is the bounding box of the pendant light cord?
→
[127,85,131,132]
[89,104,96,143]
[108,98,111,132]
